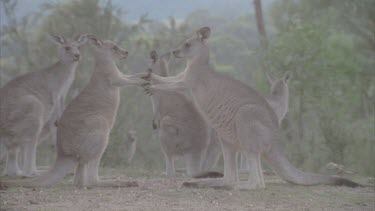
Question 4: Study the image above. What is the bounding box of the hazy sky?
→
[0,0,273,21]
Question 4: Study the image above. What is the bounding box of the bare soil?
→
[1,170,374,211]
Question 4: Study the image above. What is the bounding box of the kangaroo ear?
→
[197,27,211,41]
[150,50,158,63]
[265,72,274,85]
[87,35,103,47]
[283,71,292,83]
[49,34,66,45]
[75,34,90,46]
[160,52,171,63]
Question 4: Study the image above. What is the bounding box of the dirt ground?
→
[1,170,374,211]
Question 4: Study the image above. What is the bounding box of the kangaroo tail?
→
[0,156,77,188]
[264,145,362,188]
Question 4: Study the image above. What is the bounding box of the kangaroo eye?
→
[184,43,191,48]
[65,46,71,51]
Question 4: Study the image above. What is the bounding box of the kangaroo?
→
[142,27,361,189]
[238,71,291,171]
[201,71,292,173]
[0,36,143,188]
[264,71,291,125]
[146,51,210,177]
[124,130,137,164]
[0,34,89,177]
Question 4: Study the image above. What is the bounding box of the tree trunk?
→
[253,0,268,48]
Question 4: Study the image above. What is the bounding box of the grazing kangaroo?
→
[143,27,361,189]
[124,130,137,164]
[0,36,143,188]
[147,51,210,177]
[0,34,89,177]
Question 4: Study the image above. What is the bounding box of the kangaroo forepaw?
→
[141,70,151,81]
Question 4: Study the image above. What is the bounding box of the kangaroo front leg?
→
[110,73,145,87]
[148,72,185,85]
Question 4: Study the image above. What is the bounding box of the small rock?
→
[29,200,38,205]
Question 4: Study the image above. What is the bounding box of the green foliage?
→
[264,0,375,176]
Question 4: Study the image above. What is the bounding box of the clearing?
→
[1,169,374,211]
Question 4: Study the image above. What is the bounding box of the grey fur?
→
[147,51,210,177]
[0,34,89,177]
[0,37,142,188]
[144,27,360,189]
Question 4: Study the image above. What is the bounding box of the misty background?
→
[0,0,374,177]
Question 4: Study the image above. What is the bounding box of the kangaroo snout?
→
[73,54,80,61]
[121,51,128,59]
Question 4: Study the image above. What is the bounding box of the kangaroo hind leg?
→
[3,146,22,176]
[183,138,238,189]
[234,105,270,190]
[74,162,88,188]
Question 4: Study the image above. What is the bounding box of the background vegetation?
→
[0,0,374,177]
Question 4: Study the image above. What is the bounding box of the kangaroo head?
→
[49,34,89,63]
[87,36,128,60]
[172,27,210,62]
[267,71,291,97]
[148,50,171,77]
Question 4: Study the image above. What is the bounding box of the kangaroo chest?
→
[41,69,75,122]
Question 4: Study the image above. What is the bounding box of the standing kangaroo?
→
[264,71,291,125]
[238,71,292,172]
[199,71,293,173]
[0,34,89,177]
[0,36,143,188]
[143,27,360,189]
[147,51,210,177]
